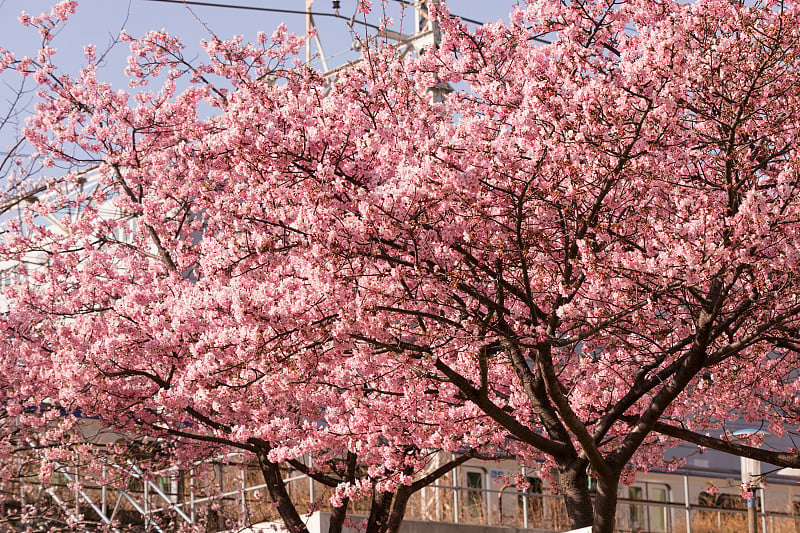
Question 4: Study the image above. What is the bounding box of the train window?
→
[624,482,670,533]
[465,470,485,521]
[519,476,544,522]
[628,486,645,529]
[466,471,483,495]
[649,486,668,532]
[699,490,749,510]
[527,476,543,493]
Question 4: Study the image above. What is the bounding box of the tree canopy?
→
[5,0,800,532]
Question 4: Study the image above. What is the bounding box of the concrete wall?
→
[244,512,557,533]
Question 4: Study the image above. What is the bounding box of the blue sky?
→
[0,1,520,158]
[0,0,527,193]
[0,1,520,81]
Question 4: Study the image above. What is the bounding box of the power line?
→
[143,0,550,46]
[371,0,552,45]
[384,0,487,27]
[143,0,504,33]
[145,0,340,17]
[143,0,384,31]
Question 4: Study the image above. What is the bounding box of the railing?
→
[4,457,800,532]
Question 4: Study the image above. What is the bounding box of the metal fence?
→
[4,456,800,532]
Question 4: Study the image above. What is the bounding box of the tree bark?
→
[557,461,594,530]
[329,497,350,533]
[384,486,411,533]
[329,451,358,533]
[255,451,310,533]
[592,477,620,533]
[366,491,393,533]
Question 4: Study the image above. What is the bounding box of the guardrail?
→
[4,456,800,532]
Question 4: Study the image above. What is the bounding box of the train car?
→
[438,433,800,532]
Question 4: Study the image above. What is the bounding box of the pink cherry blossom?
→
[5,1,800,532]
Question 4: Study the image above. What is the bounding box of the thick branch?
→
[251,440,310,533]
[536,344,612,478]
[631,417,800,469]
[434,358,569,458]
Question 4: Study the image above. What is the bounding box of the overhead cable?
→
[144,0,551,45]
[143,0,504,32]
[143,0,383,31]
[383,0,487,26]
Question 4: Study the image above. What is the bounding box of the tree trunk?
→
[256,451,310,533]
[366,491,393,533]
[592,477,620,533]
[384,486,411,533]
[557,461,594,530]
[329,497,350,533]
[330,452,358,533]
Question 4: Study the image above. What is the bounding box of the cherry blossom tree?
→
[0,3,508,533]
[7,0,800,532]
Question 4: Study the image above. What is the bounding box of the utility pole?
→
[741,455,761,533]
[304,0,330,72]
[745,483,758,533]
[321,0,442,79]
